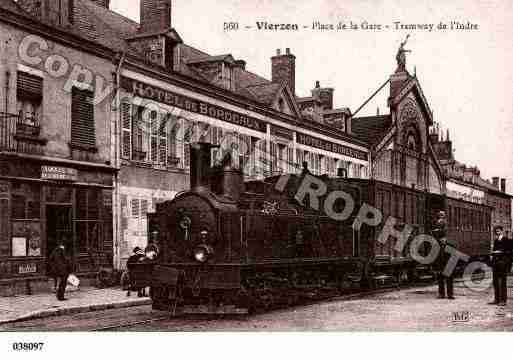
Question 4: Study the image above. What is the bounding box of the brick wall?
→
[271,51,296,96]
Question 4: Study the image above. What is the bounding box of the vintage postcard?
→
[0,0,512,357]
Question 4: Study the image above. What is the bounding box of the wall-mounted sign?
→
[121,77,267,133]
[18,263,37,274]
[41,166,78,181]
[271,125,294,141]
[297,133,368,161]
[12,237,26,257]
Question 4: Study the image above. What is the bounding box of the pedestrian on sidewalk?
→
[489,226,513,306]
[432,211,456,300]
[48,243,72,301]
[126,247,145,297]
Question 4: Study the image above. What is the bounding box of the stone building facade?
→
[0,0,117,294]
[431,128,512,239]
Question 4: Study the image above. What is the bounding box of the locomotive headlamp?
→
[193,244,213,263]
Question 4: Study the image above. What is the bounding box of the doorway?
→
[46,205,73,261]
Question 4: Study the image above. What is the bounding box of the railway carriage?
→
[129,142,493,314]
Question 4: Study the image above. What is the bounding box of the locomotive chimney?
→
[501,178,506,193]
[214,152,244,201]
[189,142,215,192]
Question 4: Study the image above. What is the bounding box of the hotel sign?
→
[121,78,267,133]
[41,166,78,181]
[297,133,368,161]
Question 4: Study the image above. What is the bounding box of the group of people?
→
[126,244,159,297]
[433,211,512,306]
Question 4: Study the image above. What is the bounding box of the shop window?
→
[77,222,101,254]
[11,183,40,220]
[75,188,102,254]
[71,87,96,149]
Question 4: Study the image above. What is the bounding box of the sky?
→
[111,0,513,193]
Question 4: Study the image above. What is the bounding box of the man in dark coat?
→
[432,211,456,299]
[48,244,71,301]
[489,226,513,306]
[126,247,145,297]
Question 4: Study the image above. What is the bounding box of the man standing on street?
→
[489,226,513,306]
[49,243,72,301]
[432,211,456,299]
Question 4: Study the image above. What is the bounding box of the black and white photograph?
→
[0,0,512,356]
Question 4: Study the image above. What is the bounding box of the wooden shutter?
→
[71,87,95,148]
[17,72,43,98]
[150,111,158,163]
[158,113,167,164]
[121,101,132,159]
[270,141,277,173]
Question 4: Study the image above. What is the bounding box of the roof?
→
[187,54,235,64]
[7,0,368,146]
[244,83,281,104]
[441,159,511,195]
[352,115,393,145]
[73,0,139,54]
[324,108,351,115]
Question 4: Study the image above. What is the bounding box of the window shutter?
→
[158,113,167,164]
[71,87,95,148]
[121,101,132,159]
[270,142,277,173]
[17,72,43,98]
[150,111,158,162]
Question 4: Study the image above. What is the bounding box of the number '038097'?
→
[12,342,44,351]
[224,22,239,31]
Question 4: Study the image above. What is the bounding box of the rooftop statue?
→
[396,34,411,72]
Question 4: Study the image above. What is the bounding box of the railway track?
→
[94,281,436,331]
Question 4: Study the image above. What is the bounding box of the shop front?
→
[0,157,114,295]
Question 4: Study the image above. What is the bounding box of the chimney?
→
[311,81,334,111]
[492,177,500,188]
[271,48,296,96]
[140,0,172,33]
[234,60,246,70]
[91,0,110,8]
[501,178,506,193]
[18,0,74,27]
[189,142,215,192]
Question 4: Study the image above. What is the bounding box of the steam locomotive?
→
[130,142,492,315]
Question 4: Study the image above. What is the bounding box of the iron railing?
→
[0,112,45,155]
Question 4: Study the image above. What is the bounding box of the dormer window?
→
[187,54,236,91]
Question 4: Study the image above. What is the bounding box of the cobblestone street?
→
[2,278,512,331]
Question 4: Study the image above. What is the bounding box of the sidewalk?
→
[0,286,151,325]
